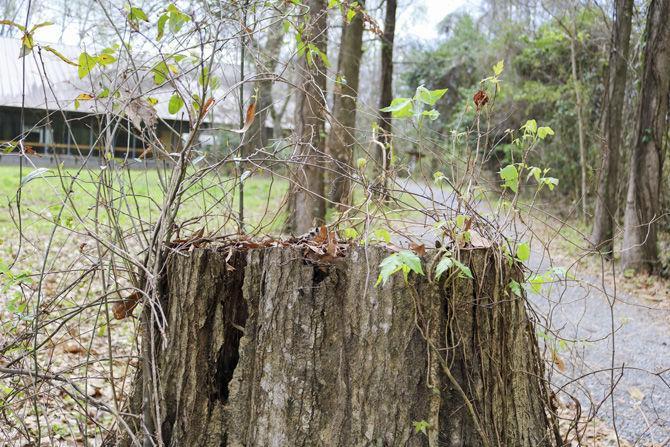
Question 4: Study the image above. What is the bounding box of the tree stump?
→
[134,245,555,446]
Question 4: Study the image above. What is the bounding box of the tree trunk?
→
[126,245,556,446]
[591,0,633,254]
[327,0,365,208]
[622,0,670,273]
[247,19,286,152]
[569,34,588,220]
[285,0,328,234]
[376,0,397,198]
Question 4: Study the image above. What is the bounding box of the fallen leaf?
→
[89,387,103,398]
[313,225,328,244]
[62,342,85,355]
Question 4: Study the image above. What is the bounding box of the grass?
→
[0,165,289,236]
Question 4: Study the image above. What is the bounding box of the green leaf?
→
[21,168,51,186]
[380,97,413,118]
[373,228,391,243]
[376,250,424,286]
[0,19,25,32]
[537,126,555,139]
[43,46,77,66]
[521,119,537,134]
[346,5,357,22]
[492,59,504,76]
[157,14,169,40]
[168,94,184,114]
[527,166,542,183]
[435,256,453,280]
[415,85,448,106]
[541,177,559,191]
[77,52,97,79]
[527,273,551,294]
[129,6,148,22]
[20,33,34,57]
[421,109,440,120]
[452,259,473,279]
[435,254,472,280]
[413,420,430,435]
[96,53,117,66]
[516,242,531,262]
[167,4,190,33]
[509,280,522,297]
[356,157,367,169]
[342,227,359,239]
[499,164,519,193]
[152,61,170,84]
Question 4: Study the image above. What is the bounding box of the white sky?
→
[32,0,479,47]
[400,0,479,40]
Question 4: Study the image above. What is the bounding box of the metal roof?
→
[0,37,237,125]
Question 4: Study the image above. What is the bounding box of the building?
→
[0,36,233,167]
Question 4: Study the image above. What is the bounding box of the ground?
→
[0,166,668,446]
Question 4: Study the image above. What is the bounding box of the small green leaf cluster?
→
[295,32,330,68]
[413,420,430,436]
[435,252,473,280]
[328,0,361,22]
[157,4,191,40]
[499,162,559,194]
[78,47,118,79]
[379,85,448,122]
[376,248,475,287]
[376,250,424,286]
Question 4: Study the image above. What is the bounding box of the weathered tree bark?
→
[622,0,670,272]
[376,0,397,198]
[128,245,556,446]
[285,0,328,234]
[247,19,286,152]
[569,31,588,220]
[590,0,633,254]
[327,0,365,208]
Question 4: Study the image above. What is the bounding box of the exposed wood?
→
[127,245,555,446]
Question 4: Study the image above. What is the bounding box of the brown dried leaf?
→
[126,97,157,130]
[137,148,153,159]
[230,101,256,134]
[62,342,86,355]
[313,225,328,244]
[326,240,338,257]
[202,97,215,115]
[112,291,142,320]
[551,349,566,372]
[473,90,489,110]
[409,243,426,257]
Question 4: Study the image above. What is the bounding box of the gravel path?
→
[529,255,670,445]
[398,180,670,445]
